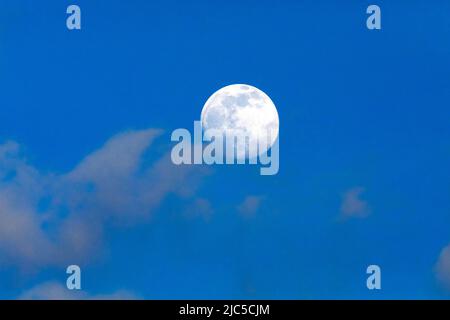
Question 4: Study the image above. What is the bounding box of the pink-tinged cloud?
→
[340,187,371,218]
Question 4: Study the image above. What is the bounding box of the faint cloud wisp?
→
[237,195,264,218]
[340,187,371,219]
[435,244,450,290]
[19,281,139,300]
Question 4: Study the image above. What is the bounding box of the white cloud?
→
[340,187,370,218]
[19,281,139,300]
[0,129,209,270]
[237,196,264,218]
[435,244,450,290]
[0,141,58,267]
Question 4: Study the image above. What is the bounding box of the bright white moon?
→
[201,84,279,160]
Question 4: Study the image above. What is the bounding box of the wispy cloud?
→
[19,281,139,300]
[0,129,209,270]
[435,244,450,290]
[184,198,213,221]
[237,195,264,218]
[340,187,371,219]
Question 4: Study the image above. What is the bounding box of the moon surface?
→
[201,84,279,160]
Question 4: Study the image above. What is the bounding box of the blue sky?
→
[0,0,449,299]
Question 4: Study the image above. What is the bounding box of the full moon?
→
[201,84,279,160]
